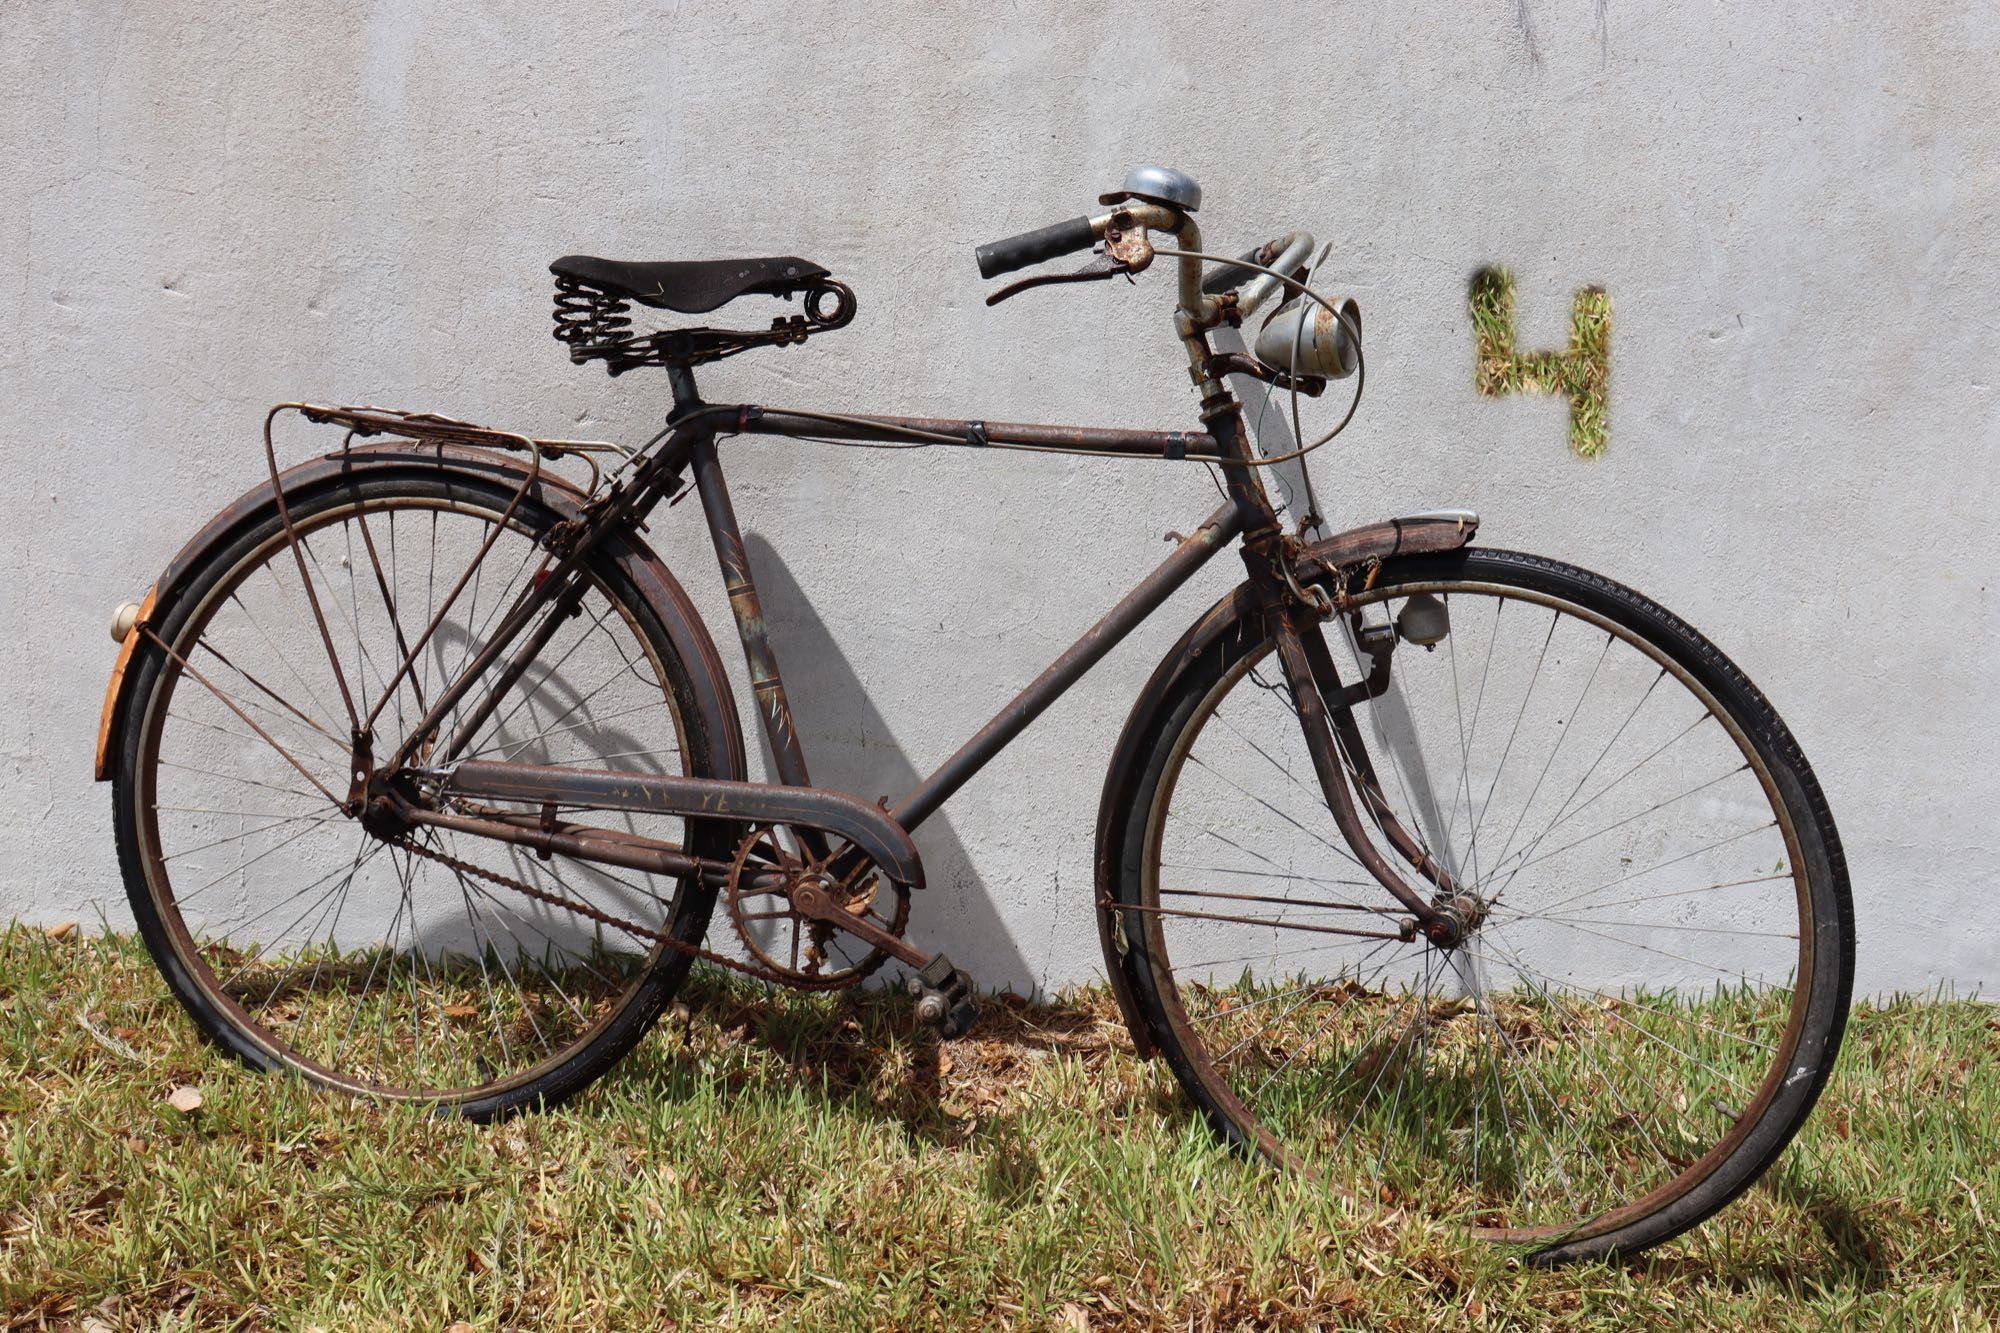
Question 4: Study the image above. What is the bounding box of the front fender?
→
[94,443,746,785]
[1091,509,1479,1055]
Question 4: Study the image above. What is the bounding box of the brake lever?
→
[985,251,1133,306]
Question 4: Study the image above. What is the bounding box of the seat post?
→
[667,362,702,413]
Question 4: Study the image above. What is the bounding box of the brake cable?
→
[1150,245,1367,469]
[654,242,1365,475]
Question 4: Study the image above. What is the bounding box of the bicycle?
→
[97,167,1852,1262]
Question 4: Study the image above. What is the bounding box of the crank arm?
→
[1270,614,1444,927]
[786,882,933,970]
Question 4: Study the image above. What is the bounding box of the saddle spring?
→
[551,276,635,361]
[550,275,858,375]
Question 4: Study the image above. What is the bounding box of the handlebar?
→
[975,216,1099,280]
[1200,249,1265,296]
[972,199,1308,325]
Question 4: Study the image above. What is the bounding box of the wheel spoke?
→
[1132,563,1830,1252]
[129,488,698,1105]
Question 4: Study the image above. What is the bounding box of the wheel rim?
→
[1134,573,1817,1246]
[131,487,700,1102]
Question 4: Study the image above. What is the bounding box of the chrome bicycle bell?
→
[1099,165,1202,212]
[1253,295,1361,380]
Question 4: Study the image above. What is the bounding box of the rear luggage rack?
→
[286,402,629,491]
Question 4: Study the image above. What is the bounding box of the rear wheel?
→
[112,469,732,1118]
[1105,548,1852,1261]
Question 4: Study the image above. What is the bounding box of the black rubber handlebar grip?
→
[975,216,1097,280]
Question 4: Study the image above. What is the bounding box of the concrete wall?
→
[3,1,1994,997]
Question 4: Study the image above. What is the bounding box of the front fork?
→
[1191,319,1469,944]
[1253,534,1470,946]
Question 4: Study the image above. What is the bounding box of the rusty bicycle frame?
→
[146,196,1484,1004]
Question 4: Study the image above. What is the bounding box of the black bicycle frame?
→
[406,361,1454,943]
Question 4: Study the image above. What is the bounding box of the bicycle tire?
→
[111,466,737,1118]
[1100,546,1853,1262]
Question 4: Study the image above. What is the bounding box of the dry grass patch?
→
[0,926,1993,1329]
[1470,266,1611,458]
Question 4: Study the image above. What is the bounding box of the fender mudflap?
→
[1299,509,1480,581]
[94,586,157,780]
[1091,509,1478,1057]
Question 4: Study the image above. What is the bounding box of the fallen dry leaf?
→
[46,921,79,941]
[442,1004,480,1020]
[78,1185,122,1216]
[166,1085,203,1114]
[445,1323,474,1333]
[1060,1302,1091,1332]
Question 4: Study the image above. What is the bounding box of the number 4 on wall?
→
[1470,267,1611,458]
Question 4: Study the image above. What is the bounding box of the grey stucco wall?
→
[2,2,1994,997]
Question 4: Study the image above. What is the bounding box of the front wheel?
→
[1103,548,1853,1262]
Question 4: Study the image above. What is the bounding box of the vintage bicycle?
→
[97,167,1852,1261]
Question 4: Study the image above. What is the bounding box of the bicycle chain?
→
[389,834,778,982]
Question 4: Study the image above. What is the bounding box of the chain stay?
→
[390,834,778,982]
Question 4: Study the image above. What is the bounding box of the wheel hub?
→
[1423,891,1492,949]
[356,769,422,841]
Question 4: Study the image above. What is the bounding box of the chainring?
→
[724,824,910,990]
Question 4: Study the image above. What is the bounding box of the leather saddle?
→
[549,255,830,315]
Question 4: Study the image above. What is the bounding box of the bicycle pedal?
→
[912,954,981,1037]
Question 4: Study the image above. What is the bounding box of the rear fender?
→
[94,443,746,785]
[1092,510,1479,1055]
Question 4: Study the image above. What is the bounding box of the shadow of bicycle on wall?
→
[737,533,1037,996]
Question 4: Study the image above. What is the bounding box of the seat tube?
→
[689,434,815,789]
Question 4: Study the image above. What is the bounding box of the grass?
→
[1,926,1993,1331]
[1470,267,1612,458]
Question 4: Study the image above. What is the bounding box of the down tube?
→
[893,497,1249,831]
